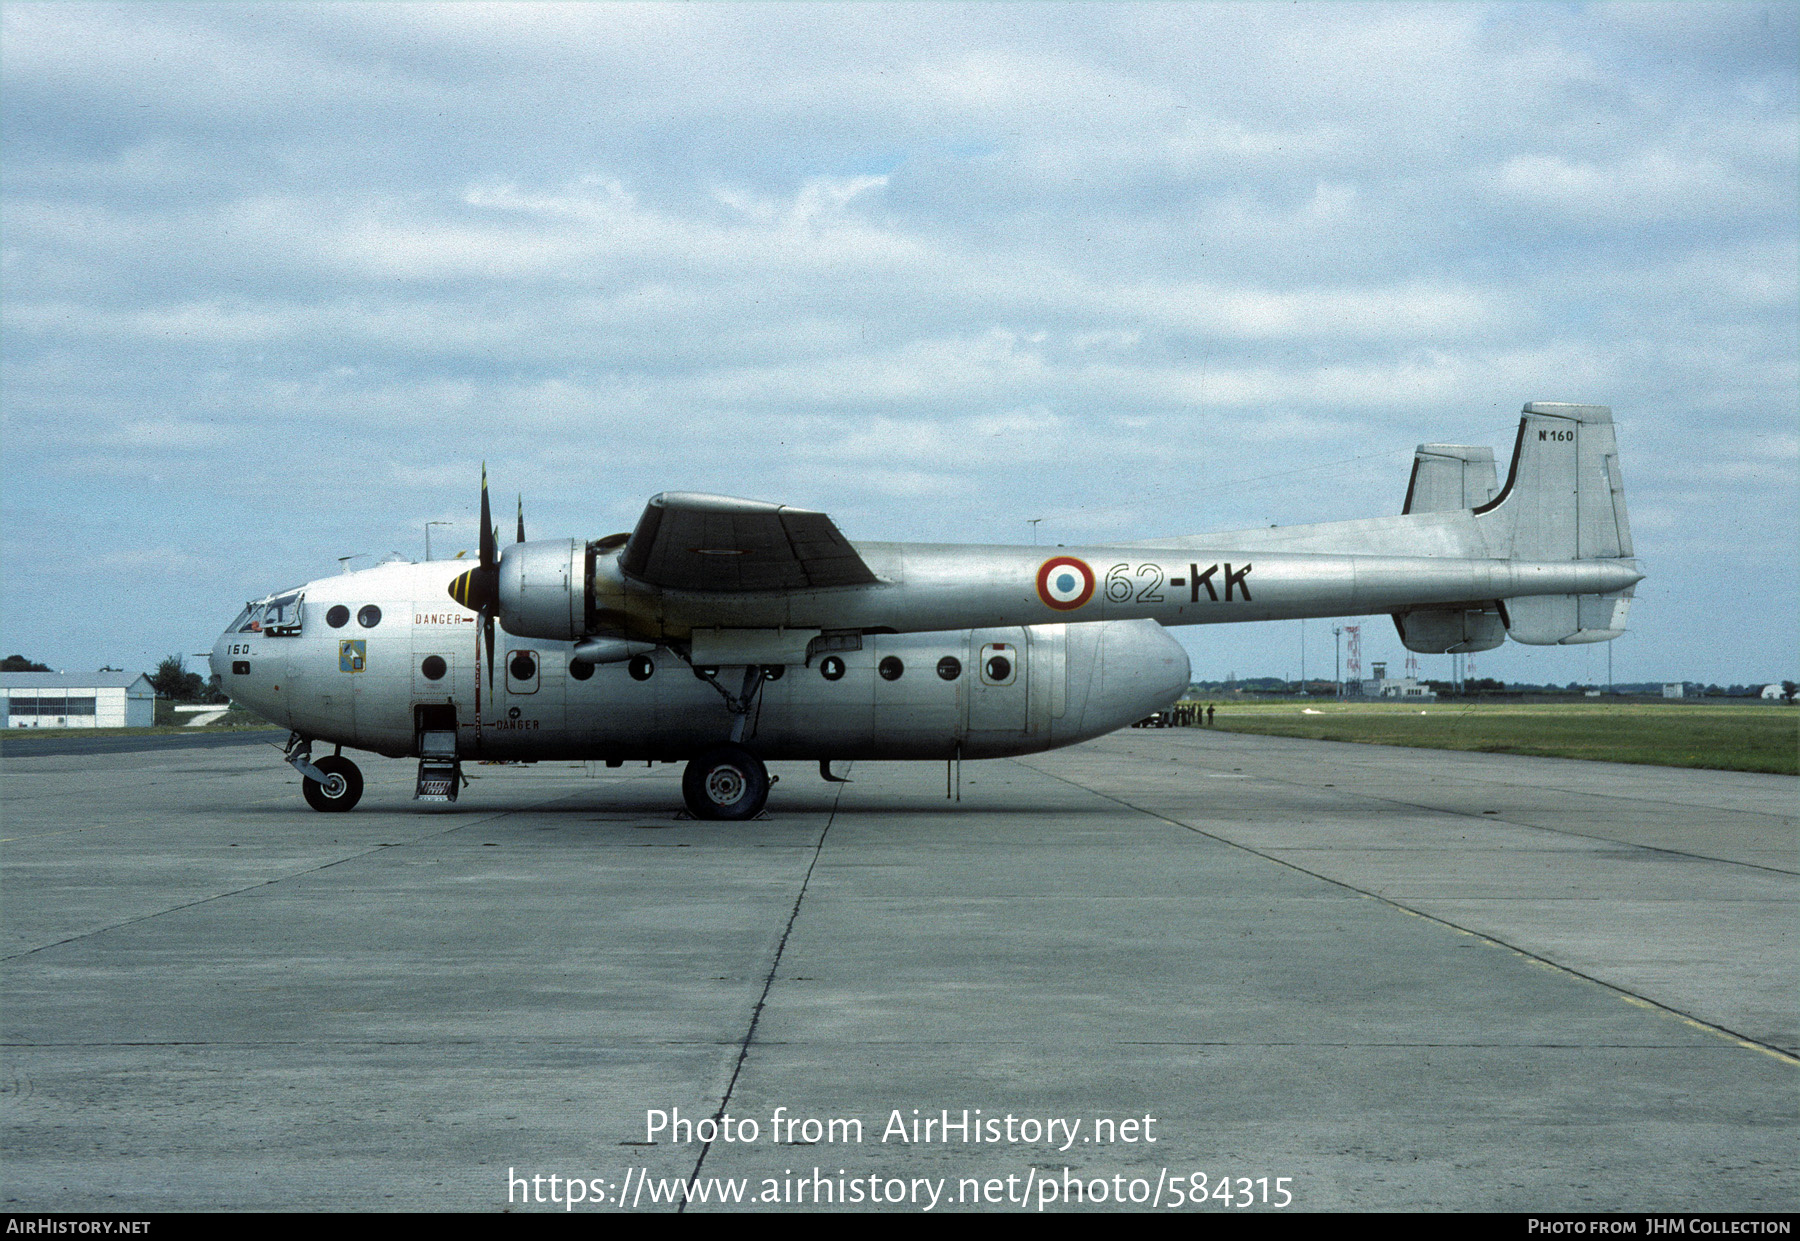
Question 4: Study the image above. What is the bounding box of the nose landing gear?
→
[682,744,770,820]
[303,755,365,812]
[285,734,365,812]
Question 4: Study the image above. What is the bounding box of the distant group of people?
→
[1162,702,1216,726]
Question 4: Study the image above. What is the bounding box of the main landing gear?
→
[682,744,771,820]
[286,734,365,812]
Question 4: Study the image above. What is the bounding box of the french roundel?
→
[1036,556,1095,611]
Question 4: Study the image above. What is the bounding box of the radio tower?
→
[1344,625,1362,697]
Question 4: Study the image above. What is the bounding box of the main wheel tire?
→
[302,754,364,812]
[682,745,770,821]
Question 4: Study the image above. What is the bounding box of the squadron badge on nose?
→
[339,640,366,673]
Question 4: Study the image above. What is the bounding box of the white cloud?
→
[1491,147,1782,223]
[0,2,1792,685]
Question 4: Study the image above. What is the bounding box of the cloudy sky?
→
[3,1,1795,688]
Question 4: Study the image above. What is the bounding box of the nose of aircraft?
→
[1096,619,1191,725]
[207,631,231,688]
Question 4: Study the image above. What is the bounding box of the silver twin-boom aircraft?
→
[213,403,1641,819]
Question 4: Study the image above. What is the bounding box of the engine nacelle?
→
[497,538,587,640]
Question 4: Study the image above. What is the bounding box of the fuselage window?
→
[937,656,962,681]
[985,654,1013,683]
[421,656,447,681]
[327,605,350,628]
[508,650,537,681]
[819,656,846,681]
[628,655,655,681]
[879,656,904,681]
[569,659,595,681]
[357,605,382,628]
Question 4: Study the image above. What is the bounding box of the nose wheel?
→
[682,745,770,820]
[302,754,364,812]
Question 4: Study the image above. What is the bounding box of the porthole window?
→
[420,655,447,681]
[357,605,382,629]
[985,654,1013,683]
[628,655,655,681]
[879,656,904,681]
[508,650,537,681]
[937,656,962,681]
[763,665,785,682]
[569,659,595,681]
[326,605,350,628]
[819,655,846,681]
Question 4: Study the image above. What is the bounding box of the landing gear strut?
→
[690,664,768,744]
[682,744,770,820]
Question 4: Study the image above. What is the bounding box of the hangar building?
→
[3,671,155,729]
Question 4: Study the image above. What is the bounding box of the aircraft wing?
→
[618,492,880,592]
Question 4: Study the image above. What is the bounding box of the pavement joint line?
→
[681,765,850,1213]
[1015,756,1800,1069]
[0,785,590,964]
[0,1039,1739,1050]
[1147,735,1797,877]
[1185,730,1797,822]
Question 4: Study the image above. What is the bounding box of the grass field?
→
[1196,700,1799,775]
[0,721,280,743]
[4,705,275,742]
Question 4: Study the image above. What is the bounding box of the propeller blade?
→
[478,465,496,571]
[446,465,504,697]
[516,495,525,544]
[447,465,502,612]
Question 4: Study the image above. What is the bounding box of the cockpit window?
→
[241,588,306,636]
[227,605,253,633]
[264,591,303,634]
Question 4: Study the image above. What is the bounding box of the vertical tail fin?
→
[1402,444,1498,515]
[1394,444,1507,653]
[1477,403,1638,644]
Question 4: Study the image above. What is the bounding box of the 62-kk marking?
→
[1106,562,1252,605]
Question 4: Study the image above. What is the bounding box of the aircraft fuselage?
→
[215,559,1192,764]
